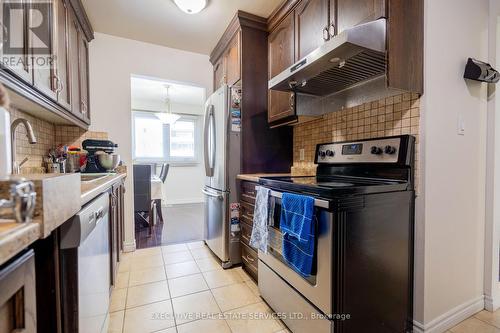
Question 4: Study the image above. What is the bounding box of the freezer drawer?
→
[204,188,229,262]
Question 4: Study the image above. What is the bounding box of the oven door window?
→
[267,196,318,285]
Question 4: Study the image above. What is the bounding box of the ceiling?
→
[131,76,206,106]
[81,0,282,55]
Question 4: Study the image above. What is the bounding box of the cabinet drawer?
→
[240,222,254,249]
[241,243,258,273]
[240,201,255,226]
[240,181,257,204]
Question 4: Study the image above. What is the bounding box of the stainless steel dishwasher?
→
[60,192,110,333]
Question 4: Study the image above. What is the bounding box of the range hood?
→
[269,19,389,97]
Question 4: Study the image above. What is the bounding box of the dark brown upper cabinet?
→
[268,13,296,124]
[31,0,57,101]
[0,0,33,84]
[336,0,385,34]
[78,31,90,123]
[0,0,93,128]
[212,33,241,90]
[54,0,71,110]
[294,0,330,59]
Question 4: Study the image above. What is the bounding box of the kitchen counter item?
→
[97,154,121,171]
[0,179,36,223]
[0,107,11,179]
[82,139,118,173]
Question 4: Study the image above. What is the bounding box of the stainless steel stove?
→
[258,135,415,333]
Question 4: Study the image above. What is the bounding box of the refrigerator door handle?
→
[202,188,223,200]
[204,104,214,177]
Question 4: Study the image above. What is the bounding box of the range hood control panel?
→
[316,137,401,164]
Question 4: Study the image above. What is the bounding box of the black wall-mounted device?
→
[464,58,499,83]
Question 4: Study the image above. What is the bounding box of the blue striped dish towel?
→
[250,187,270,253]
[280,193,315,277]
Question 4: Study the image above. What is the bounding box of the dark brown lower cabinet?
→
[0,250,37,333]
[238,180,258,281]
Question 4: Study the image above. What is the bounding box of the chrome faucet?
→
[10,118,37,174]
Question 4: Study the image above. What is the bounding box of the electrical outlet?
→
[300,149,305,161]
[457,114,465,135]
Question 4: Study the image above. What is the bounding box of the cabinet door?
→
[30,0,57,100]
[268,14,296,124]
[78,33,90,123]
[68,12,81,118]
[225,33,240,86]
[0,0,33,84]
[54,0,71,110]
[213,57,225,90]
[337,0,385,34]
[109,187,118,286]
[295,0,329,59]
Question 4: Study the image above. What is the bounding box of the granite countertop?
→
[236,173,292,183]
[0,220,40,266]
[81,173,127,205]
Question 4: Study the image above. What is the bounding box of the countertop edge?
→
[81,173,127,206]
[236,173,292,183]
[0,222,40,266]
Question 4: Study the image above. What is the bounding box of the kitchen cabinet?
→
[0,250,37,333]
[294,0,330,59]
[212,33,241,90]
[268,13,296,124]
[0,0,93,129]
[54,0,71,109]
[78,31,90,123]
[31,0,57,101]
[336,0,385,33]
[0,0,33,84]
[238,180,258,281]
[209,11,293,173]
[225,33,241,87]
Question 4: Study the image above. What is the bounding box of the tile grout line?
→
[470,315,500,331]
[161,245,179,332]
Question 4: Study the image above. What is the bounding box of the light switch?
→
[457,114,465,135]
[300,149,305,161]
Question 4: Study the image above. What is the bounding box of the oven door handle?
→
[260,187,330,209]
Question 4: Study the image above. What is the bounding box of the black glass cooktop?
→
[259,176,409,198]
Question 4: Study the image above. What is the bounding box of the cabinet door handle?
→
[289,93,295,110]
[322,27,330,41]
[329,23,335,37]
[245,254,255,263]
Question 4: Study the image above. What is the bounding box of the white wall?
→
[416,0,489,331]
[89,33,212,250]
[484,0,500,312]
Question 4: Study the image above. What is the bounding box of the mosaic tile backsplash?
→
[292,93,420,190]
[8,107,107,174]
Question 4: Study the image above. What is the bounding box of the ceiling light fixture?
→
[173,0,207,14]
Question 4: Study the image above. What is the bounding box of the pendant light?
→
[157,84,180,124]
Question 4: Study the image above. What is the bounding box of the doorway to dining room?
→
[130,75,207,248]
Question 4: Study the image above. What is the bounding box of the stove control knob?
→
[370,146,383,155]
[326,150,335,157]
[384,145,397,155]
[318,151,326,159]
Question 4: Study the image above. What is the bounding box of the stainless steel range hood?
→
[269,19,389,97]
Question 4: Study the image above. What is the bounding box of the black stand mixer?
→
[82,139,118,173]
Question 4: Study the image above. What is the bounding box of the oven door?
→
[258,189,333,316]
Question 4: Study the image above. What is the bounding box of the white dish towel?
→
[250,186,270,253]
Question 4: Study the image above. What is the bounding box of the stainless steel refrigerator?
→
[203,85,241,268]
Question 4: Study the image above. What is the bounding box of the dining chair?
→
[155,163,170,223]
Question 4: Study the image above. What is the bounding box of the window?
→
[132,111,201,164]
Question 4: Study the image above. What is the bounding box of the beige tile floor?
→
[108,241,289,333]
[447,310,500,333]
